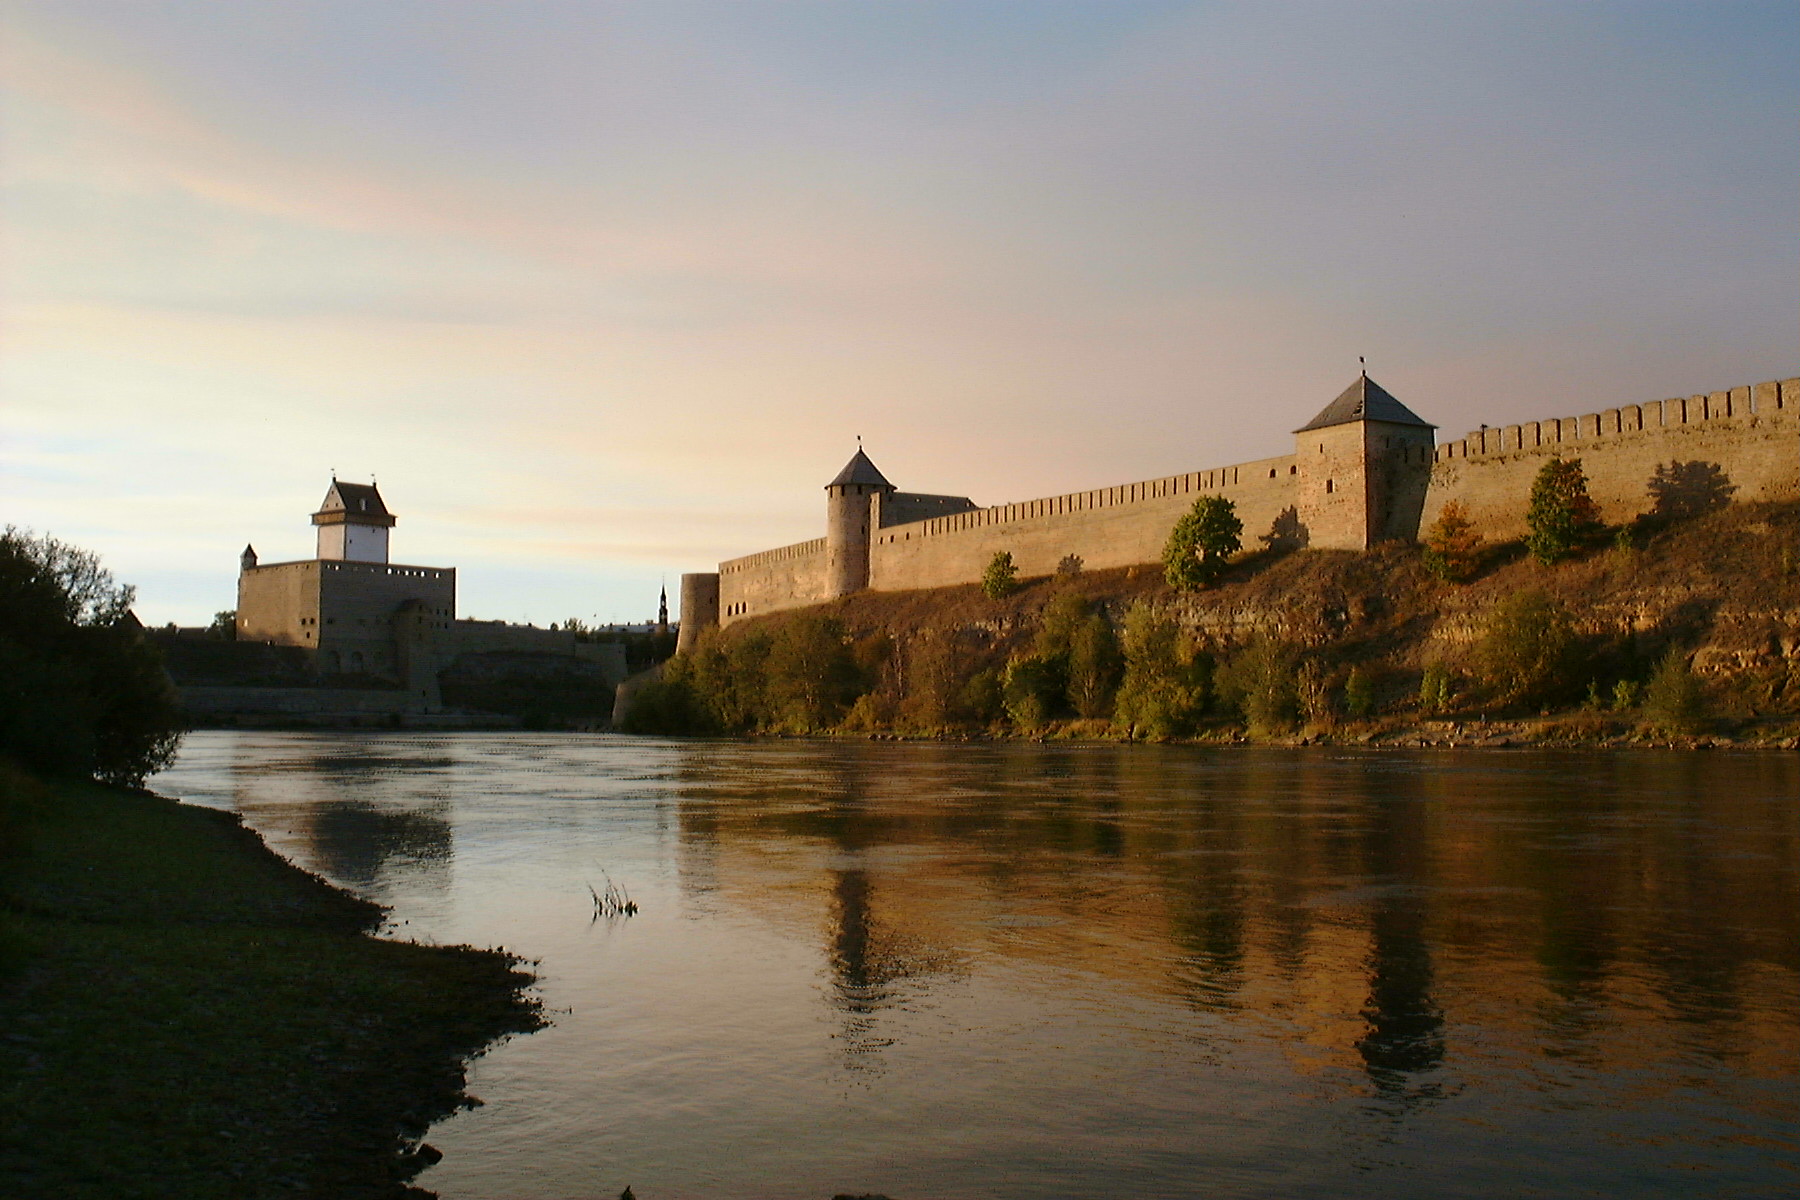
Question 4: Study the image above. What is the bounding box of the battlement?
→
[706,373,1798,631]
[1437,378,1798,461]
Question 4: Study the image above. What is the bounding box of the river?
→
[156,731,1799,1199]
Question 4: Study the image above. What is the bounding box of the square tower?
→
[1294,375,1436,550]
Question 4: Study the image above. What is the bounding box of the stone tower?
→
[313,479,396,563]
[1294,374,1436,550]
[825,448,895,599]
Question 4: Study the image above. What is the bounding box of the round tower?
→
[824,448,894,599]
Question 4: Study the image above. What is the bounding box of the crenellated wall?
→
[1425,378,1799,538]
[713,375,1798,627]
[718,537,830,621]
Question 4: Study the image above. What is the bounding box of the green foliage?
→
[1526,458,1604,564]
[762,614,863,730]
[1611,678,1643,711]
[1476,590,1581,707]
[960,668,1005,724]
[1421,500,1484,583]
[0,527,183,787]
[1113,603,1207,737]
[1418,662,1453,714]
[616,678,709,734]
[1067,612,1123,719]
[1163,497,1243,591]
[1344,667,1376,717]
[626,615,866,734]
[1217,638,1299,737]
[208,610,237,640]
[982,551,1020,599]
[1002,654,1063,728]
[1642,648,1706,734]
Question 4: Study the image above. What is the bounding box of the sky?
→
[2,1,1795,627]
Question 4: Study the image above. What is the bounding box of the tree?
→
[1163,497,1242,590]
[1113,603,1207,737]
[208,610,237,640]
[1526,458,1604,564]
[0,527,183,787]
[1476,589,1581,706]
[1641,648,1705,734]
[981,551,1020,599]
[1420,501,1484,583]
[1216,637,1299,737]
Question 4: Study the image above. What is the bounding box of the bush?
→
[1344,667,1376,717]
[982,551,1020,599]
[1418,662,1453,714]
[1067,613,1122,718]
[0,528,183,787]
[1526,458,1604,565]
[1641,649,1705,734]
[1163,497,1243,590]
[1113,603,1207,737]
[1002,654,1063,728]
[1421,501,1483,583]
[616,678,709,734]
[1476,590,1581,707]
[1218,638,1299,737]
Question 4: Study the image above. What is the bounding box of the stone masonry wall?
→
[1425,378,1799,538]
[867,454,1299,593]
[715,375,1797,626]
[719,537,830,623]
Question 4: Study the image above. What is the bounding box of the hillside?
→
[638,500,1800,745]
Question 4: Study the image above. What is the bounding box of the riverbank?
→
[0,762,541,1199]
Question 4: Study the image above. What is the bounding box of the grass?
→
[0,762,541,1200]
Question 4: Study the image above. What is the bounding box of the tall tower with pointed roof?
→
[313,480,396,563]
[1294,374,1437,550]
[825,448,896,598]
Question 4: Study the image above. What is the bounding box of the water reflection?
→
[157,735,1799,1200]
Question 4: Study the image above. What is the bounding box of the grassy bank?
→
[625,499,1800,743]
[0,763,541,1199]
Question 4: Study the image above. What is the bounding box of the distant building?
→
[224,480,625,718]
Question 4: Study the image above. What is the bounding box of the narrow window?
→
[1326,480,1335,494]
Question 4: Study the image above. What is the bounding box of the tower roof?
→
[313,480,396,526]
[1295,374,1435,433]
[826,448,893,490]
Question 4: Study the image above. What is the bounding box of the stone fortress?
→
[214,480,625,717]
[677,372,1800,644]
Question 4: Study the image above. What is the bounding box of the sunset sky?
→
[3,1,1794,626]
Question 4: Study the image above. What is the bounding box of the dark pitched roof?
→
[826,448,894,490]
[316,480,392,519]
[1295,374,1435,432]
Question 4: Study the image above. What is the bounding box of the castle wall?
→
[867,454,1300,592]
[719,537,830,625]
[1424,378,1800,538]
[237,561,323,647]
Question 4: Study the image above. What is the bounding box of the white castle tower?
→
[312,479,395,563]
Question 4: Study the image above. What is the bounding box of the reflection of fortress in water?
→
[671,744,1798,1104]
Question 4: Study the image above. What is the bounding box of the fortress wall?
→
[1425,377,1800,537]
[868,454,1300,592]
[719,537,830,624]
[237,561,322,646]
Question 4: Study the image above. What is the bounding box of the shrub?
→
[1343,666,1376,718]
[0,527,183,787]
[1610,678,1643,711]
[1113,603,1207,737]
[1476,590,1581,706]
[1421,501,1483,583]
[1219,638,1299,737]
[1419,662,1453,714]
[616,678,708,734]
[960,668,1005,724]
[1002,654,1063,728]
[1641,649,1705,734]
[1163,497,1243,591]
[1526,458,1604,565]
[1067,614,1122,719]
[982,551,1020,599]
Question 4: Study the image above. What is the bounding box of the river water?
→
[156,732,1799,1199]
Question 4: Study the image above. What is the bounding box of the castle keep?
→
[232,480,624,714]
[678,372,1800,641]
